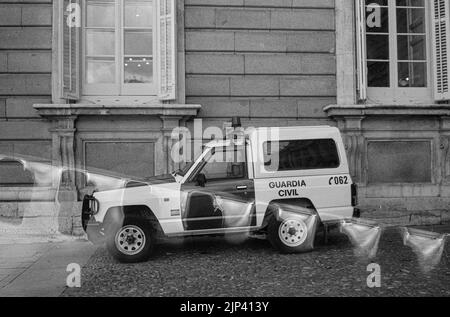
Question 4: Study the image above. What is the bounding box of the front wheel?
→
[268,216,314,254]
[106,217,155,263]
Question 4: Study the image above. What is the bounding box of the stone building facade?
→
[0,0,449,235]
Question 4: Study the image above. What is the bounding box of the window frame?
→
[81,0,158,97]
[187,146,248,183]
[365,0,434,104]
[52,0,180,104]
[263,139,341,172]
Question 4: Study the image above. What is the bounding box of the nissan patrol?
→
[82,124,358,262]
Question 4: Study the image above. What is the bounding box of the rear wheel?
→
[106,217,155,263]
[268,215,312,254]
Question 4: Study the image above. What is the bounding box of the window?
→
[356,0,450,103]
[83,0,156,95]
[191,147,247,182]
[362,0,433,103]
[263,139,340,172]
[58,0,177,101]
[366,0,429,88]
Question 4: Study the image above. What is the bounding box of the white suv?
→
[82,125,358,262]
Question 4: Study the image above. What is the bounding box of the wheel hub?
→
[279,218,308,247]
[288,227,298,236]
[126,235,137,245]
[115,225,146,256]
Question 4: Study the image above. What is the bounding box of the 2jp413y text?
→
[180,301,270,315]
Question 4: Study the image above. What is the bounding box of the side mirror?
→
[196,173,207,187]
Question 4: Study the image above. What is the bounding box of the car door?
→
[180,145,256,231]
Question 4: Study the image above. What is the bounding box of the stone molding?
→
[325,104,450,118]
[33,103,201,118]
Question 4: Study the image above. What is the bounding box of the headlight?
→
[89,197,100,215]
[83,195,100,215]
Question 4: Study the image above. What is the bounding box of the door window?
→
[190,146,247,182]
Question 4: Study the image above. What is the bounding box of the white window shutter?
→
[432,0,450,101]
[158,0,177,101]
[355,0,367,102]
[62,0,81,101]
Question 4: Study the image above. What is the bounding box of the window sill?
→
[77,96,160,105]
[324,104,450,117]
[33,103,201,118]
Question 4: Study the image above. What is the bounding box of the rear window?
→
[263,139,340,171]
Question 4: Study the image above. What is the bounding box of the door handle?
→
[236,185,248,190]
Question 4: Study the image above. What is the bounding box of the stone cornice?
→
[324,104,450,117]
[33,103,201,118]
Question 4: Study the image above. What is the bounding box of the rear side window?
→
[263,139,340,171]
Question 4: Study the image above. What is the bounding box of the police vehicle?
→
[82,122,358,263]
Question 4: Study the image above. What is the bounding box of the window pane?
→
[397,8,426,33]
[263,139,340,172]
[124,31,152,55]
[397,35,426,60]
[368,61,390,87]
[86,1,115,27]
[86,59,115,83]
[86,30,115,56]
[124,57,153,83]
[366,0,388,6]
[396,0,424,7]
[398,62,427,87]
[125,0,153,28]
[200,147,246,181]
[366,34,390,59]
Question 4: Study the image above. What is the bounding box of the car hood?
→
[125,174,176,188]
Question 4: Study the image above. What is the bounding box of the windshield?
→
[173,148,209,177]
[177,161,195,177]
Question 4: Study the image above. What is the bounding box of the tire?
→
[268,214,313,254]
[106,216,155,263]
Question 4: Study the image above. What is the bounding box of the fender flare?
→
[103,205,165,237]
[261,198,319,229]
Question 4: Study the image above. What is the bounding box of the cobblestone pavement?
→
[63,224,450,297]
